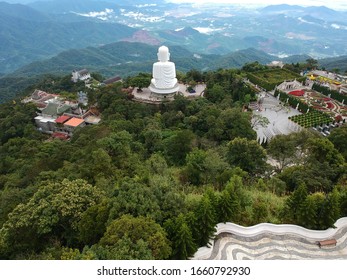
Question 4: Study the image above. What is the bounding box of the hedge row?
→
[312,83,345,104]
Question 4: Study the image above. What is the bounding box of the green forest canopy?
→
[0,68,346,260]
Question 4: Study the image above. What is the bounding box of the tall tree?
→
[163,130,195,165]
[165,214,197,260]
[267,134,297,172]
[284,184,308,223]
[193,196,216,247]
[0,179,104,258]
[227,137,268,175]
[99,215,171,260]
[328,127,347,160]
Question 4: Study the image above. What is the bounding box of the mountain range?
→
[8,41,310,79]
[1,0,347,75]
[0,0,347,103]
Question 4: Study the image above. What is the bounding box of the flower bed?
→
[289,90,305,96]
[326,102,334,109]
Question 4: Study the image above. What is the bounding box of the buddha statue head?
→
[157,46,170,62]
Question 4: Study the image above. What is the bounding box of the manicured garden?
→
[288,111,333,128]
[247,69,303,91]
[275,85,347,129]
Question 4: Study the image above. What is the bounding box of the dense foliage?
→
[0,69,346,260]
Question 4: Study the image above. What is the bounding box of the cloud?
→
[73,8,114,19]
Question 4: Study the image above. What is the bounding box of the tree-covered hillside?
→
[0,69,346,260]
[0,2,136,74]
[0,41,314,104]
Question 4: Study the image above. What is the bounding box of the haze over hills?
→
[1,0,347,76]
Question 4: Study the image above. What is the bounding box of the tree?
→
[108,179,161,222]
[297,194,319,229]
[227,137,268,175]
[218,190,235,223]
[193,196,216,247]
[205,84,225,103]
[164,214,197,260]
[77,200,111,246]
[91,72,103,82]
[306,58,318,70]
[143,126,163,154]
[267,134,297,172]
[328,127,347,160]
[128,73,151,90]
[284,184,308,223]
[99,215,171,260]
[183,149,207,185]
[251,114,270,129]
[252,198,269,224]
[163,130,195,165]
[84,237,153,260]
[202,149,230,188]
[0,179,104,258]
[319,189,340,229]
[216,109,256,142]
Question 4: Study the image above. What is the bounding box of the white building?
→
[268,61,284,69]
[72,69,91,83]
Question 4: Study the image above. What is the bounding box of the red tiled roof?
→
[64,117,85,127]
[55,115,71,124]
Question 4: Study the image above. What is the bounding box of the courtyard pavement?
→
[132,83,206,103]
[252,92,302,143]
[193,218,347,260]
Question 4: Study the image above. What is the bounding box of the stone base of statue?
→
[149,82,179,101]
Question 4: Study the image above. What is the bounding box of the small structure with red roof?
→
[64,117,86,134]
[55,115,71,124]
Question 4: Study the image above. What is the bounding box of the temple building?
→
[149,46,179,100]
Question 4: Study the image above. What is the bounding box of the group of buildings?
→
[22,68,125,140]
[23,89,100,140]
[307,70,347,95]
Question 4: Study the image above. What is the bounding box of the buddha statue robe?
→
[149,46,179,93]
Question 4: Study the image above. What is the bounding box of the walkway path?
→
[192,218,347,260]
[253,92,302,143]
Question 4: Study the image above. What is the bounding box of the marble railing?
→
[192,218,347,260]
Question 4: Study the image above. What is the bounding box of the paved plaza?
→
[132,84,206,103]
[251,92,302,143]
[193,218,347,260]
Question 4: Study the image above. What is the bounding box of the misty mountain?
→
[1,1,347,76]
[0,1,48,21]
[260,4,347,23]
[319,56,347,73]
[0,2,137,73]
[28,0,120,14]
[8,41,312,80]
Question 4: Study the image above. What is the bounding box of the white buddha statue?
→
[149,46,179,94]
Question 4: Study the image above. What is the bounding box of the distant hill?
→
[9,42,211,78]
[261,4,303,13]
[0,2,137,74]
[0,1,48,21]
[28,0,120,14]
[283,54,312,64]
[0,41,317,103]
[319,56,347,73]
[9,41,311,79]
[215,48,277,69]
[260,4,347,23]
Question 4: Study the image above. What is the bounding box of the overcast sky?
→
[168,0,347,10]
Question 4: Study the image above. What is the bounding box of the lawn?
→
[253,69,301,84]
[247,69,303,91]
